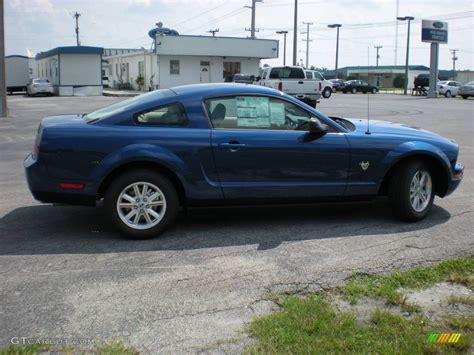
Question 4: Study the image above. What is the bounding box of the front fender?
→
[378,140,452,184]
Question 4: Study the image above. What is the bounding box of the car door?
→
[205,95,351,200]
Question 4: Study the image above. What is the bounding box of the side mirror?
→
[308,118,328,136]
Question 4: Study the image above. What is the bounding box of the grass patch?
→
[337,255,474,308]
[246,256,474,354]
[246,295,471,354]
[0,340,137,355]
[448,295,474,306]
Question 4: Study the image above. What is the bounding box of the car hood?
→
[344,117,453,143]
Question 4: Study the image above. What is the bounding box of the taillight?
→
[278,82,283,91]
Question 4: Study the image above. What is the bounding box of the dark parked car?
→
[329,79,345,92]
[25,84,463,239]
[342,80,378,94]
[231,74,255,84]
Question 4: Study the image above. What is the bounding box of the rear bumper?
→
[24,153,96,206]
[445,162,464,196]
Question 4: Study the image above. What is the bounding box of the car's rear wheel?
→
[322,87,332,98]
[445,90,451,98]
[351,88,357,94]
[389,161,434,221]
[104,170,179,239]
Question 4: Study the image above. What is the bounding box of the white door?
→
[200,66,210,83]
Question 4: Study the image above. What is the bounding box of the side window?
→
[205,96,312,131]
[305,71,313,79]
[136,103,187,126]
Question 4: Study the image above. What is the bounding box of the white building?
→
[35,46,103,96]
[104,35,278,91]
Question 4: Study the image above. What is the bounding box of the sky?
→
[5,0,474,71]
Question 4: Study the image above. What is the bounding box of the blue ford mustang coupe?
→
[24,84,464,238]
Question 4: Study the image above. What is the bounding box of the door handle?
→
[298,81,304,84]
[218,142,246,151]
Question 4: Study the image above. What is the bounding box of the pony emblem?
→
[359,161,370,171]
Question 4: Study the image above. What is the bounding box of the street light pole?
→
[0,0,6,117]
[327,24,341,78]
[276,31,288,65]
[397,16,414,95]
[293,0,298,65]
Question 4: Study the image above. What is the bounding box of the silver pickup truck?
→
[257,66,322,107]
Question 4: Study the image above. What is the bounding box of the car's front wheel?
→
[390,161,434,221]
[371,88,377,94]
[351,88,357,94]
[104,170,179,239]
[445,90,452,98]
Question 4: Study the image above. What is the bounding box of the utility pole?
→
[0,0,6,117]
[301,22,313,68]
[276,30,288,65]
[328,24,341,78]
[207,29,219,37]
[394,0,399,65]
[374,45,383,67]
[397,16,414,95]
[73,11,81,46]
[450,49,458,71]
[245,0,262,39]
[292,0,298,65]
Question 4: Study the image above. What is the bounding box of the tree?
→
[393,75,405,88]
[135,75,145,91]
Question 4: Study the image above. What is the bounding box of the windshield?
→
[84,89,175,122]
[34,79,49,84]
[466,81,474,86]
[438,81,447,85]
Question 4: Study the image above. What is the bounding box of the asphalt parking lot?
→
[1,92,473,353]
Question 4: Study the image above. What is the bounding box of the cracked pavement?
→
[0,94,473,353]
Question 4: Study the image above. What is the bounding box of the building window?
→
[200,61,210,66]
[170,60,180,75]
[115,64,119,77]
[138,61,144,76]
[223,62,241,82]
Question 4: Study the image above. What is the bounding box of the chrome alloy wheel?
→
[116,182,167,230]
[409,170,432,212]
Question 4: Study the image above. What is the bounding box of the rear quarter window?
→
[135,103,188,126]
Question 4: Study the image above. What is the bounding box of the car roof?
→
[170,83,285,98]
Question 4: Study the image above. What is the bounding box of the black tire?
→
[322,87,332,98]
[371,88,377,94]
[104,169,180,239]
[351,88,357,94]
[462,95,468,99]
[445,90,451,98]
[389,160,435,222]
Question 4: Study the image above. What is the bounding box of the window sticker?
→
[236,96,271,128]
[269,102,285,125]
